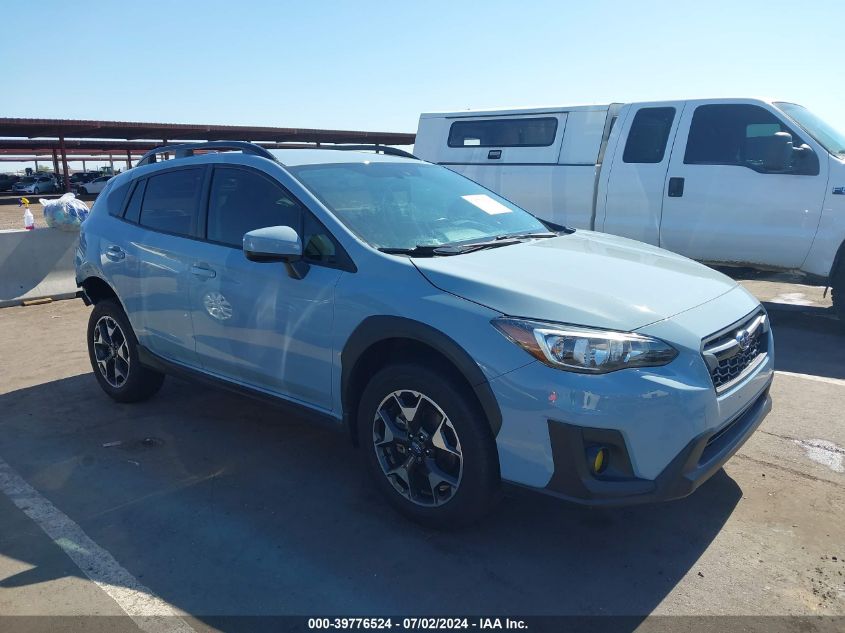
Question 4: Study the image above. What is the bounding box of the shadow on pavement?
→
[0,372,742,629]
[764,303,844,380]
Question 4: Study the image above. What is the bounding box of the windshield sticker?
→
[461,194,513,215]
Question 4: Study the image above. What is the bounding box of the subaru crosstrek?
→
[75,141,773,527]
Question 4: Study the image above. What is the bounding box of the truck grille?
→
[701,310,769,393]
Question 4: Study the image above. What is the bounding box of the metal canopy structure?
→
[0,117,416,188]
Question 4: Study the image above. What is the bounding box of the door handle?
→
[104,245,125,261]
[667,177,685,198]
[191,263,216,279]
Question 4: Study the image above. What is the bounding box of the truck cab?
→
[416,98,845,321]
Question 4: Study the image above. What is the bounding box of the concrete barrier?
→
[0,229,79,308]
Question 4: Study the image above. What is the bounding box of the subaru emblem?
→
[735,329,751,351]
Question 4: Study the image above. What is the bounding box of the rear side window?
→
[447,117,558,148]
[206,167,302,248]
[107,180,132,217]
[684,104,817,174]
[139,168,203,236]
[123,180,146,223]
[623,107,676,163]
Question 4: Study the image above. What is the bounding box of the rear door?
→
[659,101,827,267]
[133,166,206,366]
[597,102,684,245]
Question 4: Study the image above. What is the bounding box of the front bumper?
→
[487,287,773,504]
[542,383,771,505]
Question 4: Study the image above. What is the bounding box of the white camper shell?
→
[415,98,845,321]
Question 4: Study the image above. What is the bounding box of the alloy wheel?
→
[373,390,463,507]
[92,315,130,388]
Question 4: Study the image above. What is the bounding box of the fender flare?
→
[79,274,127,313]
[341,315,503,437]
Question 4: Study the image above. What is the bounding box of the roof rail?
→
[135,141,277,167]
[326,144,418,160]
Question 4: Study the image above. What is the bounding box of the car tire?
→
[87,299,165,403]
[357,363,501,528]
[832,265,845,325]
[79,187,87,195]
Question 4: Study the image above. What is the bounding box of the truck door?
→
[597,103,684,245]
[659,101,827,268]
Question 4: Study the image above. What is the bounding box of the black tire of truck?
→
[832,266,845,325]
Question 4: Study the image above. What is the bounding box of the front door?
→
[659,101,827,268]
[188,165,342,410]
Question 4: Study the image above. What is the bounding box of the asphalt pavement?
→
[0,275,842,632]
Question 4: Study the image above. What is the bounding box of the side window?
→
[684,104,818,175]
[447,117,558,148]
[139,168,203,236]
[623,107,676,163]
[206,167,302,248]
[123,179,146,223]
[107,180,132,217]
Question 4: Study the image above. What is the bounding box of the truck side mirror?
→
[761,132,793,172]
[791,142,819,174]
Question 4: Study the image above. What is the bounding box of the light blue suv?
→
[76,141,774,527]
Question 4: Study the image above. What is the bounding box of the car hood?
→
[411,230,739,331]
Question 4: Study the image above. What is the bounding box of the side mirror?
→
[243,226,310,279]
[243,225,302,263]
[761,131,793,172]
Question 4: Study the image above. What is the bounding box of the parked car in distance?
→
[13,175,56,194]
[76,141,773,527]
[0,174,21,191]
[415,98,845,323]
[77,175,112,195]
[70,171,101,185]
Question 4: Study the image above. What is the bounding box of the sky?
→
[2,0,843,172]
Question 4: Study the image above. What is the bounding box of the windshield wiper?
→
[378,239,522,257]
[492,231,558,240]
[378,232,560,257]
[432,237,524,254]
[378,245,443,257]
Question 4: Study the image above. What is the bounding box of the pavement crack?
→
[734,453,842,485]
[759,430,801,442]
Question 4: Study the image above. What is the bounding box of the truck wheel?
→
[87,299,165,403]
[832,267,845,324]
[357,363,500,528]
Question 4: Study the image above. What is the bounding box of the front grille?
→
[701,309,769,393]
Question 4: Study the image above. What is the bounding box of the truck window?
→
[447,118,558,148]
[684,104,818,175]
[623,107,675,163]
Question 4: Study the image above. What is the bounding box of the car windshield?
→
[775,102,845,156]
[20,177,35,183]
[287,161,549,251]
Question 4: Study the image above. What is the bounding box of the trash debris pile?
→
[39,193,90,231]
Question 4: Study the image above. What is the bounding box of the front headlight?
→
[492,318,678,374]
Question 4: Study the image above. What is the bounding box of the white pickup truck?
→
[414,98,845,321]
